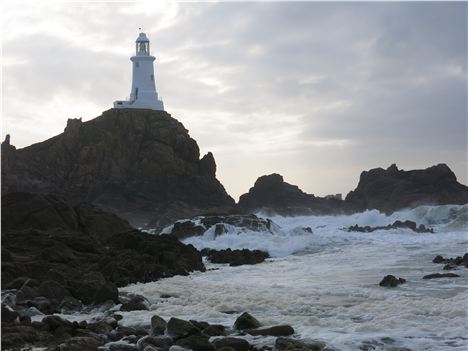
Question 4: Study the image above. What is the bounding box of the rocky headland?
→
[1,108,234,228]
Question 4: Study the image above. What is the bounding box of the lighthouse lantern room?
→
[114,32,164,111]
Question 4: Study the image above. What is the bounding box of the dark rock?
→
[345,163,468,213]
[166,213,275,239]
[151,315,167,335]
[432,254,468,269]
[379,275,407,287]
[37,280,71,301]
[58,336,103,351]
[238,173,345,215]
[245,325,295,336]
[109,344,139,351]
[202,324,226,336]
[203,248,270,266]
[175,335,216,351]
[137,335,173,351]
[233,312,262,330]
[213,337,250,351]
[2,303,19,323]
[189,320,210,330]
[274,337,327,351]
[1,193,205,308]
[423,273,460,279]
[1,325,52,350]
[1,109,235,228]
[120,294,149,311]
[166,317,200,339]
[42,315,73,331]
[4,276,40,290]
[170,220,206,240]
[348,220,434,233]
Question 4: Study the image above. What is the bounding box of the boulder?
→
[151,315,167,335]
[166,317,200,339]
[233,312,262,330]
[212,337,250,351]
[175,335,216,351]
[202,324,226,336]
[137,335,173,351]
[379,275,406,287]
[245,325,295,336]
[120,294,149,311]
[348,220,434,233]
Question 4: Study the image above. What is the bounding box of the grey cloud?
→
[2,2,467,199]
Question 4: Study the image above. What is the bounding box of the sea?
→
[77,205,468,350]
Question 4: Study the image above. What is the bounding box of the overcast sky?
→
[2,2,467,200]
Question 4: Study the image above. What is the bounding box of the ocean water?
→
[121,205,468,351]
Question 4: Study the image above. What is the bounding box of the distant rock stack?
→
[1,109,235,226]
[345,163,468,213]
[238,173,344,215]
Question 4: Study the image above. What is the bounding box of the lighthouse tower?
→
[114,32,164,111]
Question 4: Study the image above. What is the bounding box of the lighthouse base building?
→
[114,32,164,111]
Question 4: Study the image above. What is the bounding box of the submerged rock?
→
[245,325,295,336]
[233,312,262,330]
[379,275,407,287]
[165,214,275,240]
[423,273,460,279]
[348,220,434,233]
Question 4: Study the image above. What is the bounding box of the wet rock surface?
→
[348,220,434,233]
[165,214,274,240]
[201,248,270,266]
[432,253,468,269]
[379,275,407,288]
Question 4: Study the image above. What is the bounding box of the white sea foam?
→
[181,204,468,257]
[119,204,468,350]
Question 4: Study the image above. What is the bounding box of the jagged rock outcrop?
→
[345,164,468,213]
[1,192,204,310]
[238,174,344,215]
[1,109,234,226]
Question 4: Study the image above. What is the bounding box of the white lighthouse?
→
[114,32,164,111]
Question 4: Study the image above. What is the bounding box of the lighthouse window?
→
[135,62,139,68]
[151,74,154,81]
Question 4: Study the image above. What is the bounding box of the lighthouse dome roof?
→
[136,32,149,42]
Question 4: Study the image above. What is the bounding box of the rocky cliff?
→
[345,163,468,213]
[1,109,235,226]
[238,173,344,215]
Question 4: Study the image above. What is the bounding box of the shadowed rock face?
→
[1,109,234,226]
[239,164,468,216]
[1,192,205,304]
[238,173,344,215]
[345,163,468,213]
